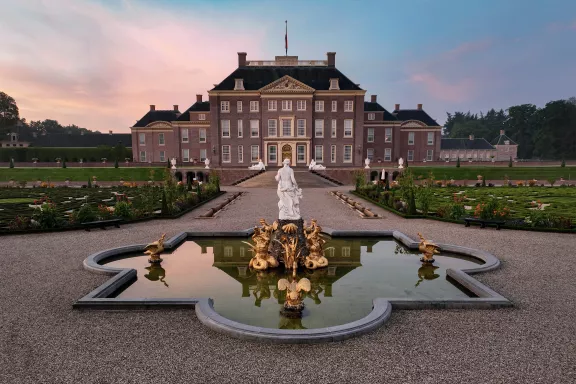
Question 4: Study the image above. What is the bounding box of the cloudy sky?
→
[1,0,575,132]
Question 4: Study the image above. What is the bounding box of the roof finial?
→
[285,20,288,56]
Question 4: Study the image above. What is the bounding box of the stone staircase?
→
[218,169,266,186]
[236,170,339,188]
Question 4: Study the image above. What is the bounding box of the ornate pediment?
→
[146,121,173,128]
[400,120,427,128]
[260,76,315,93]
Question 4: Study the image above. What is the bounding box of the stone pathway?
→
[237,170,338,188]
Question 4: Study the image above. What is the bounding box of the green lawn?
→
[0,167,167,182]
[405,166,576,181]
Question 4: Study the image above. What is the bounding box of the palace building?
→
[130,52,443,167]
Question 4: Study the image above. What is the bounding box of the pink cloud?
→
[409,73,476,103]
[546,20,576,32]
[0,0,267,132]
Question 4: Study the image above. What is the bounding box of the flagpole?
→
[285,20,288,56]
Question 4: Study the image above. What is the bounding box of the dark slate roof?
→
[30,133,132,148]
[364,102,397,121]
[440,138,495,150]
[2,126,35,142]
[176,102,210,121]
[393,109,439,126]
[491,133,517,146]
[211,66,363,91]
[133,110,180,127]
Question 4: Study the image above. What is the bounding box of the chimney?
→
[327,52,336,67]
[150,105,155,111]
[238,52,247,67]
[417,103,423,110]
[109,130,113,135]
[500,129,505,135]
[469,134,474,140]
[394,104,400,111]
[371,95,377,103]
[173,105,178,112]
[196,94,203,103]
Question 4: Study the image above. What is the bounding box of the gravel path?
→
[1,186,576,383]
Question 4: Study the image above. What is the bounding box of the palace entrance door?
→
[281,144,292,165]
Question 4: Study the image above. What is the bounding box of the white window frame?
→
[200,149,207,162]
[237,101,243,113]
[343,145,352,163]
[344,119,353,138]
[139,151,146,162]
[315,100,324,112]
[221,120,230,138]
[159,151,166,162]
[138,133,145,145]
[384,148,391,161]
[315,145,324,163]
[407,150,414,161]
[315,119,324,138]
[199,128,206,143]
[385,128,392,143]
[268,119,277,137]
[181,129,188,143]
[268,145,277,163]
[268,100,277,111]
[427,149,434,161]
[427,132,434,145]
[220,101,230,113]
[297,100,306,111]
[331,100,337,112]
[368,113,375,121]
[281,100,292,111]
[251,145,259,162]
[234,79,244,90]
[331,119,337,138]
[199,113,206,121]
[222,146,231,163]
[237,146,243,163]
[344,100,354,112]
[331,145,336,163]
[182,149,190,162]
[297,119,306,137]
[250,120,259,138]
[281,119,292,137]
[367,128,374,143]
[408,132,415,145]
[366,148,374,160]
[297,145,306,163]
[250,101,259,112]
[329,79,339,90]
[237,120,243,138]
[158,133,165,146]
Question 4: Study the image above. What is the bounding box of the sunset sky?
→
[1,0,575,133]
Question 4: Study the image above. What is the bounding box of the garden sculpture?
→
[144,233,166,263]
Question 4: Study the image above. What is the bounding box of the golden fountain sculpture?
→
[243,219,279,271]
[144,233,166,263]
[276,236,301,271]
[277,269,311,315]
[304,220,329,269]
[417,233,440,263]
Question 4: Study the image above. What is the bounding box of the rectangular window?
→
[329,79,339,90]
[158,133,165,145]
[315,145,323,162]
[199,113,206,121]
[344,119,353,137]
[268,145,277,163]
[315,120,324,137]
[427,132,434,145]
[368,113,375,121]
[343,145,352,163]
[367,128,374,143]
[139,133,145,145]
[237,146,243,163]
[222,146,231,163]
[268,119,277,137]
[331,100,337,112]
[366,148,374,160]
[159,151,166,162]
[282,119,291,137]
[221,101,230,113]
[251,145,259,162]
[250,101,259,112]
[408,132,415,145]
[199,129,206,143]
[344,100,354,112]
[237,101,243,113]
[385,128,392,143]
[181,129,188,143]
[139,151,146,162]
[297,119,306,137]
[297,145,306,163]
[427,150,434,161]
[237,120,243,137]
[331,119,337,138]
[200,149,207,161]
[221,120,230,138]
[407,150,414,161]
[281,100,292,111]
[182,149,190,162]
[384,148,391,161]
[297,100,306,111]
[250,120,259,137]
[268,100,277,111]
[315,100,324,112]
[331,145,336,163]
[235,79,244,90]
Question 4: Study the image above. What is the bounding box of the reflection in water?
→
[415,263,440,287]
[144,264,169,287]
[279,316,307,330]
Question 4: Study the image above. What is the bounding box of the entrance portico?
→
[264,140,310,167]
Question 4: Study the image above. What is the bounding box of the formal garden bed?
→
[353,170,576,232]
[0,170,223,234]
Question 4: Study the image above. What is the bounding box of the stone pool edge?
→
[73,228,512,343]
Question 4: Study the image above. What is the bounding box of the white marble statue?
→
[365,158,371,169]
[204,158,210,169]
[248,159,266,171]
[398,157,404,169]
[308,159,326,171]
[170,158,177,170]
[381,170,386,180]
[275,158,303,220]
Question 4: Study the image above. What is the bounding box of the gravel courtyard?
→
[1,180,575,383]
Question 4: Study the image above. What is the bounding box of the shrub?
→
[508,156,513,167]
[9,158,14,168]
[114,201,132,219]
[416,185,433,215]
[114,158,119,168]
[62,160,67,168]
[561,159,566,168]
[74,204,97,223]
[435,180,443,187]
[32,202,61,228]
[528,179,537,187]
[547,177,556,186]
[353,169,366,190]
[456,158,460,168]
[97,204,114,220]
[8,215,30,230]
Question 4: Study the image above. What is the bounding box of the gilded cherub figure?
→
[304,221,329,269]
[244,225,279,271]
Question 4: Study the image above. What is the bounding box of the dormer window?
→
[504,140,510,145]
[329,78,339,90]
[234,79,244,90]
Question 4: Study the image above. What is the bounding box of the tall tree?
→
[0,91,20,131]
[504,104,540,159]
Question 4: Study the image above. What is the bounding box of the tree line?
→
[444,97,576,160]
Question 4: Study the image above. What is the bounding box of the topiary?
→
[456,158,460,168]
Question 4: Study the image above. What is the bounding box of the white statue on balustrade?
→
[204,158,210,169]
[308,159,326,171]
[365,158,371,169]
[275,158,303,220]
[398,157,404,169]
[170,158,177,170]
[248,159,266,171]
